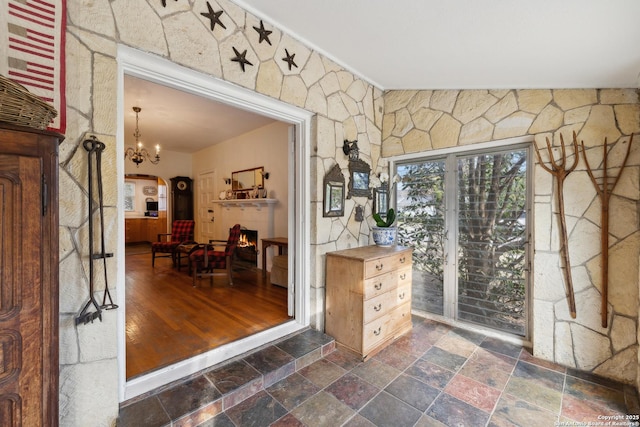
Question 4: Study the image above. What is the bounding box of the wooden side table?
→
[261,237,288,277]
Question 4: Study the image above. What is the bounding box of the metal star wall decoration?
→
[282,49,298,70]
[231,47,253,72]
[201,1,226,31]
[253,20,272,45]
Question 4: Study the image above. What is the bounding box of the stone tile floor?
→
[119,317,640,427]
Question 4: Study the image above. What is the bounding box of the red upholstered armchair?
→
[151,220,195,267]
[189,224,241,287]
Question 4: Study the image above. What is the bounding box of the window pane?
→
[124,182,135,212]
[396,160,446,316]
[456,150,527,335]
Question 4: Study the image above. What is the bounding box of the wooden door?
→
[0,124,60,427]
[0,154,48,425]
[197,171,218,242]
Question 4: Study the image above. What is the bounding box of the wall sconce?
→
[224,177,231,185]
[124,106,160,167]
[342,139,359,160]
[261,171,270,180]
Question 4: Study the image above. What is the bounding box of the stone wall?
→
[382,89,640,385]
[63,0,382,425]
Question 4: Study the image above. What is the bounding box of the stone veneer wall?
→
[382,89,640,385]
[62,0,383,425]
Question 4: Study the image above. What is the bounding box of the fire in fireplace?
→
[236,228,258,265]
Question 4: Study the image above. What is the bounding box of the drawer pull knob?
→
[373,327,382,336]
[399,292,405,299]
[400,273,406,280]
[376,263,384,271]
[375,283,383,290]
[399,256,406,263]
[374,303,382,311]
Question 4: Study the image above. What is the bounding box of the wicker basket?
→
[0,74,57,130]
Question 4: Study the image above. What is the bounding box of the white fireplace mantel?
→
[210,198,278,209]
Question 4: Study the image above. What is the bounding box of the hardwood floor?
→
[125,247,290,379]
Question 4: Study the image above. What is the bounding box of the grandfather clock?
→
[170,176,193,220]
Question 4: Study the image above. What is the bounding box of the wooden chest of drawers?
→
[325,245,413,360]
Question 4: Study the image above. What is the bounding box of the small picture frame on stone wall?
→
[347,158,372,199]
[323,164,345,217]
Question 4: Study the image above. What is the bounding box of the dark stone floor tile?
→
[518,348,566,373]
[405,358,455,389]
[459,348,516,390]
[157,375,222,420]
[297,328,335,346]
[343,413,377,427]
[489,393,558,427]
[276,334,322,358]
[350,358,401,389]
[561,394,626,423]
[391,329,433,356]
[512,360,564,391]
[385,373,441,411]
[566,367,625,390]
[325,372,380,410]
[298,358,346,388]
[426,392,490,427]
[359,391,422,427]
[225,390,288,427]
[290,391,355,427]
[414,414,449,426]
[423,346,468,371]
[266,373,321,411]
[450,327,486,345]
[244,345,295,375]
[480,337,523,358]
[118,396,170,427]
[270,413,305,426]
[196,412,236,427]
[205,359,262,395]
[504,376,563,413]
[324,346,363,371]
[564,375,627,413]
[372,344,418,371]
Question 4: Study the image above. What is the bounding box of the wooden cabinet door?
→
[0,154,47,426]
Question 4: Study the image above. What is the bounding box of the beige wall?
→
[62,0,382,425]
[382,89,640,385]
[192,121,290,256]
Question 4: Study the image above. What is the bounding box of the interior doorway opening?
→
[117,45,312,401]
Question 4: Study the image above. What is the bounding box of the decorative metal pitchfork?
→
[534,132,579,318]
[581,134,634,328]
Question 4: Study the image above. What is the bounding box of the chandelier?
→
[125,106,160,167]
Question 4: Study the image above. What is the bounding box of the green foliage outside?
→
[396,151,527,335]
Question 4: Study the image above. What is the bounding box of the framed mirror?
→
[323,164,345,217]
[347,158,372,199]
[373,182,389,219]
[232,166,264,191]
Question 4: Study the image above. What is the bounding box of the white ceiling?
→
[124,75,277,153]
[124,1,640,154]
[235,0,640,90]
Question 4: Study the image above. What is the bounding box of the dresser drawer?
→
[397,266,412,285]
[364,251,411,278]
[391,301,412,332]
[363,290,394,323]
[396,282,411,306]
[363,271,396,299]
[362,313,392,353]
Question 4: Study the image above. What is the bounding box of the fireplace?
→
[236,228,258,265]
